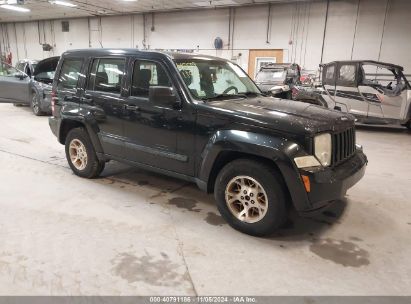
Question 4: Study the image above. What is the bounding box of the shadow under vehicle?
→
[295,60,411,130]
[48,49,367,236]
[0,56,60,115]
[254,63,301,99]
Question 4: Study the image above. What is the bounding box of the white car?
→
[319,60,411,129]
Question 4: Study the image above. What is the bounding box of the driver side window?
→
[131,60,171,98]
[361,65,399,87]
[0,63,21,77]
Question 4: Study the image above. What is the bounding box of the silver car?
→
[0,56,59,116]
[320,60,411,130]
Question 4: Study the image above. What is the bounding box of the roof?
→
[63,48,226,62]
[322,60,404,71]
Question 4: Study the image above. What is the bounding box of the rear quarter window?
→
[57,58,83,90]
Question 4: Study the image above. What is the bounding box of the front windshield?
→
[174,58,260,100]
[255,69,286,83]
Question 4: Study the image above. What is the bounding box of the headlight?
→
[314,133,332,166]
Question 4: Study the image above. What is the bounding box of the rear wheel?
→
[65,127,105,178]
[30,93,43,116]
[214,159,287,236]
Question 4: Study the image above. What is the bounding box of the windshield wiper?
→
[203,91,262,102]
[205,93,248,101]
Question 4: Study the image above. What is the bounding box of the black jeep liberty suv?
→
[49,49,367,236]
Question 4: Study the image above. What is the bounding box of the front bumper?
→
[299,149,367,212]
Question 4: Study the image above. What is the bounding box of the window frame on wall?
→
[130,58,173,99]
[86,57,126,95]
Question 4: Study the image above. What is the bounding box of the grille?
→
[332,127,356,166]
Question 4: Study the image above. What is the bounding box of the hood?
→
[204,96,354,135]
[33,56,60,83]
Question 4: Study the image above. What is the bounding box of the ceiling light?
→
[0,4,30,12]
[121,0,138,2]
[49,1,77,7]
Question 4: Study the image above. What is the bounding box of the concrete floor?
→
[0,103,410,296]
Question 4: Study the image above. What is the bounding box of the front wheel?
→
[214,159,287,236]
[30,93,43,116]
[65,127,105,178]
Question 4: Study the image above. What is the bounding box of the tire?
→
[214,159,287,236]
[65,127,105,178]
[406,120,411,131]
[30,92,43,116]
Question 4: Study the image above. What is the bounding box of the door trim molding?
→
[125,141,188,162]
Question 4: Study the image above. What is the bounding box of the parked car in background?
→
[15,59,38,78]
[0,56,59,115]
[300,68,320,86]
[49,49,367,236]
[292,85,327,107]
[255,63,300,99]
[296,60,411,130]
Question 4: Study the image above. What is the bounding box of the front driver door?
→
[123,58,195,175]
[0,61,31,103]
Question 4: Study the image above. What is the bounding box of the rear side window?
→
[131,60,171,97]
[57,58,83,90]
[87,58,125,94]
[338,64,356,85]
[325,65,335,81]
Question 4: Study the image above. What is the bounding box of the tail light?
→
[51,90,57,116]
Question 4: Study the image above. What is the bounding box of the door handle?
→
[125,104,140,111]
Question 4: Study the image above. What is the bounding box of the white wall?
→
[1,0,411,73]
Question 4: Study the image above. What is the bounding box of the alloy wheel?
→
[69,139,88,171]
[32,94,39,115]
[225,175,268,223]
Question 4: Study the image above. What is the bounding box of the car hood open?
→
[33,56,60,84]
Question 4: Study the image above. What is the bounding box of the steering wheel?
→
[386,82,393,90]
[222,86,239,94]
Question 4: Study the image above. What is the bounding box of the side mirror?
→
[149,86,179,107]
